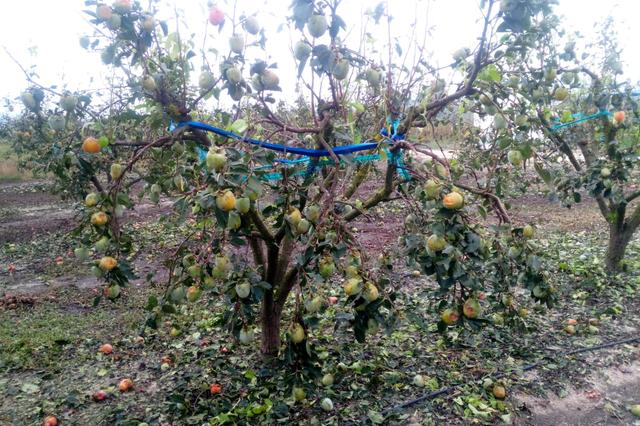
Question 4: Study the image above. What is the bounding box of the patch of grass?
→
[0,142,32,183]
[0,297,142,370]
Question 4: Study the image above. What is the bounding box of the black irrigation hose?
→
[343,335,640,425]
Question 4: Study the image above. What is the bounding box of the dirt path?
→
[0,181,73,244]
[1,181,174,293]
[510,194,608,234]
[2,258,171,296]
[516,359,640,425]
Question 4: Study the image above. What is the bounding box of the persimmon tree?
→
[466,7,640,274]
[9,0,554,360]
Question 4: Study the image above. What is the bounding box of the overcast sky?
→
[0,0,637,111]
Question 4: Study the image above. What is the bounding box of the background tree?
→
[466,6,640,273]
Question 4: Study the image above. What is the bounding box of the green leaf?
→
[250,60,268,76]
[560,110,573,123]
[395,41,403,57]
[465,232,481,253]
[351,102,365,113]
[145,295,158,311]
[368,410,385,424]
[371,2,385,24]
[230,119,248,134]
[146,314,159,329]
[161,303,177,314]
[117,192,133,208]
[534,162,552,184]
[247,176,264,195]
[478,64,501,83]
[297,56,308,78]
[21,383,40,394]
[573,192,581,203]
[329,14,346,39]
[477,204,487,219]
[520,144,533,159]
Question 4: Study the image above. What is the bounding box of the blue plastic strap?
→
[276,157,310,165]
[303,158,318,178]
[550,110,611,132]
[383,117,411,180]
[198,147,207,162]
[183,118,412,181]
[175,121,385,157]
[552,112,584,123]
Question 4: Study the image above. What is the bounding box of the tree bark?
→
[260,290,282,356]
[605,225,631,273]
[260,236,293,357]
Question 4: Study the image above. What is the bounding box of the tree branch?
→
[266,245,279,285]
[274,235,294,302]
[453,181,511,223]
[344,163,372,200]
[248,234,266,278]
[277,262,301,308]
[248,207,274,242]
[576,140,611,218]
[397,0,494,134]
[259,98,330,134]
[626,190,640,204]
[344,158,397,222]
[4,47,101,122]
[625,203,640,235]
[538,112,583,172]
[90,175,105,195]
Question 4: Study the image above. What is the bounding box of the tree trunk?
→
[260,290,282,357]
[605,226,631,273]
[260,235,294,357]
